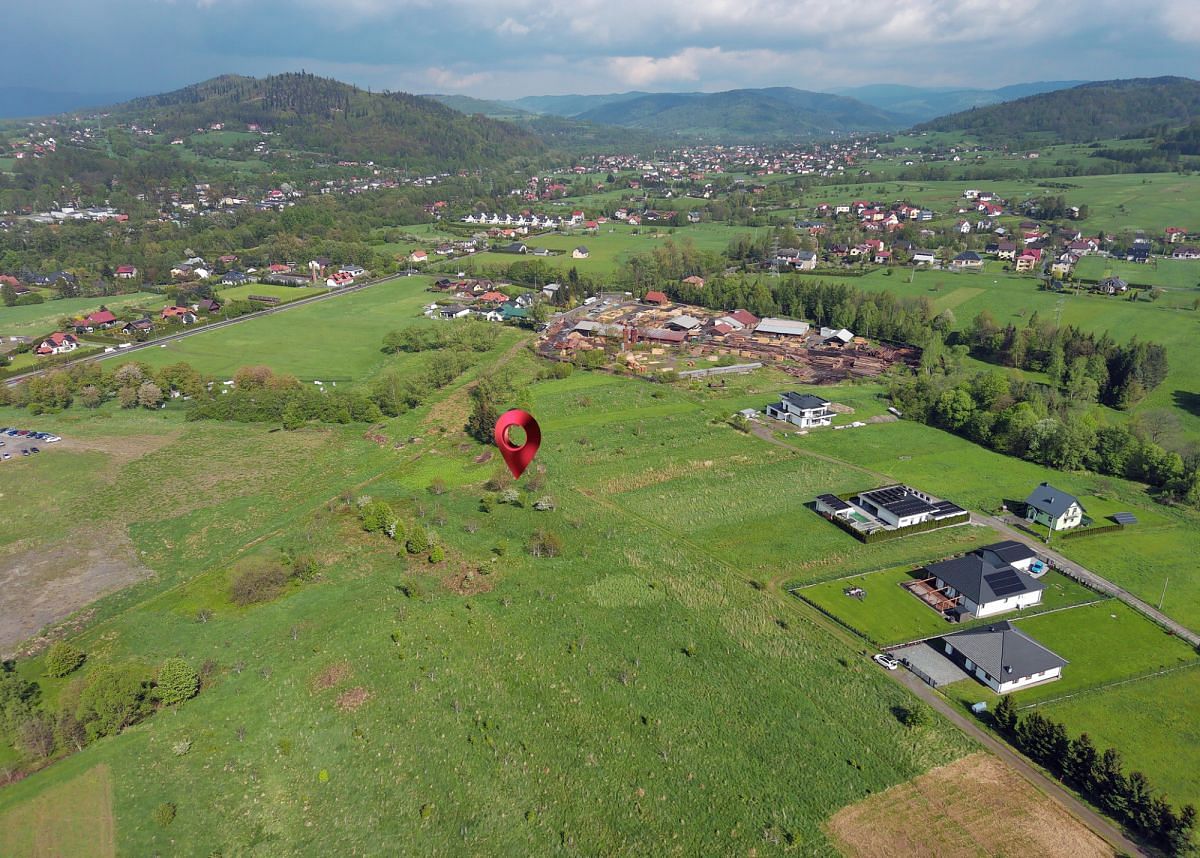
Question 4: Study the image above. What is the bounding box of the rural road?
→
[892,667,1147,856]
[2,271,416,388]
[974,512,1199,646]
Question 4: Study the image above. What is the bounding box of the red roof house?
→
[643,290,669,305]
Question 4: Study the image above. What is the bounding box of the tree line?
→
[993,696,1196,855]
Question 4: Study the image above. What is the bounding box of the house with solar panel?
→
[940,621,1067,694]
[920,541,1045,619]
[1024,482,1087,532]
[814,484,967,537]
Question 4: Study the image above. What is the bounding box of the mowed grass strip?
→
[825,752,1114,858]
[0,764,115,858]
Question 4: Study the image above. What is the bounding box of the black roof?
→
[1111,512,1137,525]
[928,554,1044,605]
[943,621,1067,680]
[932,500,965,518]
[1025,482,1083,518]
[781,391,830,411]
[859,485,938,518]
[978,540,1037,568]
[815,493,851,512]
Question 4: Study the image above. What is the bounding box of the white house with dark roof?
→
[1025,482,1086,531]
[856,484,963,529]
[766,392,833,428]
[941,621,1067,694]
[925,542,1045,619]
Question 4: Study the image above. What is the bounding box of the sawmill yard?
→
[538,295,919,382]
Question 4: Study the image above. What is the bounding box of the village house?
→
[952,251,983,270]
[643,290,670,306]
[161,306,198,324]
[940,621,1066,694]
[1024,482,1087,531]
[572,246,590,259]
[765,392,834,428]
[121,317,153,336]
[36,331,79,355]
[115,264,138,279]
[1095,276,1129,295]
[923,542,1045,619]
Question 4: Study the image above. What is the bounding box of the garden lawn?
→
[0,292,156,338]
[215,283,326,303]
[1074,256,1200,290]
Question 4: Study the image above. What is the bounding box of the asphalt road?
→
[2,272,416,388]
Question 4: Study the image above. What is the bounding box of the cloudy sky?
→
[9,0,1199,98]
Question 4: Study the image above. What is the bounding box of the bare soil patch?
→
[311,661,352,692]
[335,686,372,712]
[0,528,153,658]
[825,752,1113,858]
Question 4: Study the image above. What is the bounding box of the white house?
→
[925,542,1045,619]
[855,485,963,529]
[1024,482,1086,531]
[941,621,1066,694]
[572,246,589,259]
[766,392,834,428]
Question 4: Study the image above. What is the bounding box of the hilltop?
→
[571,87,904,141]
[835,81,1087,123]
[914,76,1200,142]
[102,73,543,168]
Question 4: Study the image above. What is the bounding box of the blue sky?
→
[8,0,1200,98]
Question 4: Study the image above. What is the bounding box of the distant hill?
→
[102,73,542,168]
[571,87,904,141]
[914,77,1200,142]
[0,86,146,119]
[835,81,1087,123]
[510,92,652,117]
[424,94,533,120]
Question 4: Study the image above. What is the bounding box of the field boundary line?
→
[1018,659,1200,711]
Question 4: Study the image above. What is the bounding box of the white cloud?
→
[425,66,489,91]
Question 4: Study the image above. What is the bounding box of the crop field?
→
[215,282,327,303]
[825,752,1114,858]
[0,764,115,858]
[135,275,446,379]
[800,567,1102,647]
[0,292,155,337]
[0,364,976,854]
[1039,667,1200,808]
[1073,255,1200,289]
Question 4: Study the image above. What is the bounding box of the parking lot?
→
[0,427,61,462]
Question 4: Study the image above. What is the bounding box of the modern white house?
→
[855,484,963,529]
[1025,482,1087,531]
[941,621,1067,694]
[925,542,1045,619]
[766,392,833,428]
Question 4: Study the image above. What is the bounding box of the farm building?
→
[765,392,834,428]
[1025,482,1087,531]
[940,621,1066,694]
[921,542,1045,619]
[755,317,811,337]
[643,290,670,306]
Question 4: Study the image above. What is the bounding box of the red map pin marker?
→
[494,409,541,480]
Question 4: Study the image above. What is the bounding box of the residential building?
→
[36,332,79,355]
[1024,482,1086,531]
[941,621,1066,693]
[925,542,1045,619]
[765,392,834,428]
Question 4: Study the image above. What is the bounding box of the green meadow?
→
[1074,255,1200,289]
[0,292,156,338]
[215,283,327,303]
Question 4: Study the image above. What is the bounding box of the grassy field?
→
[0,364,974,854]
[0,292,155,338]
[135,276,439,380]
[1040,667,1200,808]
[806,173,1200,235]
[0,764,115,858]
[215,282,327,303]
[1073,255,1200,289]
[800,567,1102,647]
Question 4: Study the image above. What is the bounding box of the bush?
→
[527,529,562,558]
[429,545,445,563]
[44,641,85,678]
[153,802,177,827]
[156,659,200,705]
[229,560,290,606]
[405,527,429,555]
[360,499,397,534]
[75,663,154,739]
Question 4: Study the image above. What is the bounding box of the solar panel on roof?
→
[984,570,1026,598]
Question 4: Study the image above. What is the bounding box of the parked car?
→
[29,446,40,454]
[20,449,30,456]
[873,653,900,670]
[1,453,10,460]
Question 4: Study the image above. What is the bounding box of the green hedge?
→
[817,508,970,544]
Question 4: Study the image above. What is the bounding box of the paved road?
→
[2,272,416,388]
[975,512,1199,647]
